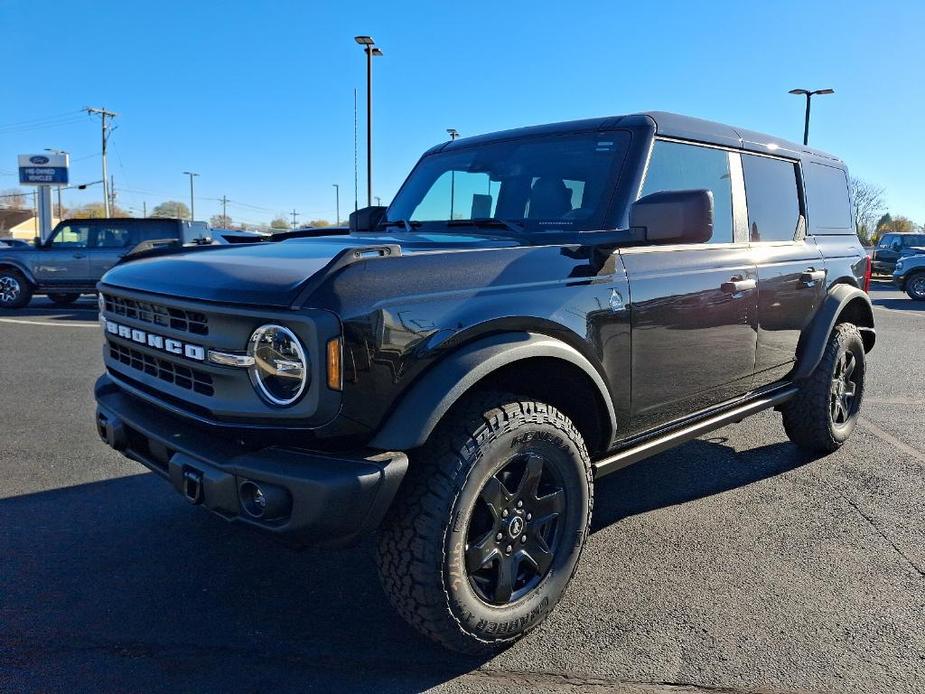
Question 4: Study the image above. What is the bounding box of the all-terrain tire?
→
[47,292,81,306]
[376,391,593,654]
[782,323,865,453]
[0,268,33,309]
[904,272,925,301]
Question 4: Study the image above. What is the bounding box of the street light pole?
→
[332,183,340,225]
[446,129,459,219]
[355,36,382,208]
[183,171,198,221]
[788,88,835,146]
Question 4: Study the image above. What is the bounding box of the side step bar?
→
[593,386,799,479]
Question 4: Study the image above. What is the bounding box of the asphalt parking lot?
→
[1,283,923,694]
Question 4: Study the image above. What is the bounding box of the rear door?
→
[743,154,824,385]
[88,221,133,277]
[621,139,757,433]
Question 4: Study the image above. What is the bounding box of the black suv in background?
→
[0,217,209,308]
[94,112,874,653]
[871,231,925,275]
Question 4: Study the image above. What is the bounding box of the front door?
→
[742,153,825,385]
[623,139,757,434]
[32,223,92,285]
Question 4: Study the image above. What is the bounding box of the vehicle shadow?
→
[0,473,485,692]
[870,297,925,312]
[592,437,819,531]
[0,301,98,322]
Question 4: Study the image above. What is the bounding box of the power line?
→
[0,109,84,129]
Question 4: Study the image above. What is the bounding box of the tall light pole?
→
[183,171,198,221]
[86,107,117,216]
[446,129,459,219]
[332,184,340,225]
[355,36,382,207]
[788,88,834,146]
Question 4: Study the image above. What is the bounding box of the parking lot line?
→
[0,317,99,328]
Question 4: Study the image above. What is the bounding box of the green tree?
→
[69,202,129,218]
[151,200,191,219]
[269,216,289,230]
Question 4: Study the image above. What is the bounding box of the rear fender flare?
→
[794,284,875,380]
[368,332,617,451]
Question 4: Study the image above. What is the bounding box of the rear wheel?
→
[0,268,32,309]
[47,292,81,306]
[905,272,925,301]
[376,392,593,653]
[782,323,865,453]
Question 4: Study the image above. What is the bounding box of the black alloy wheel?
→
[830,349,860,428]
[465,452,565,606]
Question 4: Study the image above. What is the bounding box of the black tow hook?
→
[182,468,204,504]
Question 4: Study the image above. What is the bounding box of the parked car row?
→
[0,219,271,308]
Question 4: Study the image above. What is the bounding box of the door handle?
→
[799,269,826,287]
[721,277,757,293]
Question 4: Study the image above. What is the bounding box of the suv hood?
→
[100,232,520,307]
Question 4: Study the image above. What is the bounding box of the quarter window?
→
[804,163,852,231]
[640,140,734,244]
[742,154,801,243]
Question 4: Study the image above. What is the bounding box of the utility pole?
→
[183,171,198,221]
[142,201,147,218]
[109,174,116,213]
[86,107,117,216]
[332,184,340,225]
[375,196,382,206]
[290,209,299,228]
[220,195,228,225]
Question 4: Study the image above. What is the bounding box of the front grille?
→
[109,342,214,396]
[103,293,208,336]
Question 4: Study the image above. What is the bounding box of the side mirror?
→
[891,241,902,252]
[629,189,713,244]
[349,206,387,232]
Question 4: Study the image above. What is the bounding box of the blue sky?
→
[3,0,923,227]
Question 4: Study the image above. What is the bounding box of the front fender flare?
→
[368,332,617,451]
[0,259,36,285]
[794,284,875,380]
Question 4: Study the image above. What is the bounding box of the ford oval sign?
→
[29,155,50,165]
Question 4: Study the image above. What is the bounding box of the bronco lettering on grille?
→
[104,319,206,361]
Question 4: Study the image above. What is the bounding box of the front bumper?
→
[892,271,906,289]
[94,375,407,546]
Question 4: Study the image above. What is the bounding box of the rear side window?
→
[742,154,801,243]
[640,140,733,243]
[804,163,852,233]
[93,224,132,248]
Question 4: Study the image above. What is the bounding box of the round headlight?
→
[247,324,309,406]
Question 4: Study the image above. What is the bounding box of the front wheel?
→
[47,292,81,306]
[376,392,593,654]
[782,323,865,453]
[905,272,925,301]
[0,268,32,309]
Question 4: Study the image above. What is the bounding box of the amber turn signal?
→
[326,337,342,391]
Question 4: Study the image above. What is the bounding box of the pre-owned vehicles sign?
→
[18,153,69,185]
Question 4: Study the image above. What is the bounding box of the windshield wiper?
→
[446,217,529,240]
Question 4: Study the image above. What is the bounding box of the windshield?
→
[386,131,630,233]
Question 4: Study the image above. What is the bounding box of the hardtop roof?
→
[436,111,843,166]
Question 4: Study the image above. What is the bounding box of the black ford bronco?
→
[94,112,875,653]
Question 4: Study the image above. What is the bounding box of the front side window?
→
[742,154,801,243]
[49,224,90,248]
[640,140,734,244]
[387,132,630,232]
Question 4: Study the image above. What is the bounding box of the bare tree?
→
[210,214,233,229]
[849,177,885,244]
[1,188,27,210]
